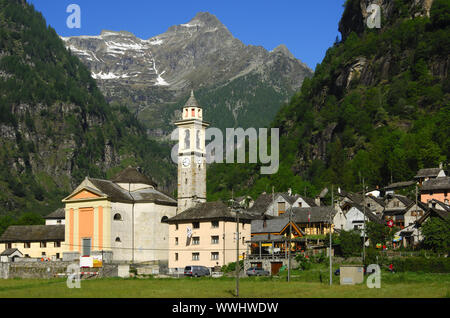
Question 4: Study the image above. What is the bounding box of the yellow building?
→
[0,224,65,260]
[166,201,257,273]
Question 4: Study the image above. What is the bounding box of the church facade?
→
[62,167,177,262]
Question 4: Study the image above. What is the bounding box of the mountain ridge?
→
[62,11,313,136]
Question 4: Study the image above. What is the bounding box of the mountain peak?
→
[272,44,295,59]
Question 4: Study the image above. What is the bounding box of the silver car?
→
[246,267,270,276]
[184,265,210,277]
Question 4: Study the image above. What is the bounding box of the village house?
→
[248,192,316,217]
[246,216,305,275]
[414,164,446,186]
[165,201,258,273]
[382,194,414,228]
[341,202,383,233]
[420,176,450,205]
[0,248,23,263]
[44,207,65,225]
[0,224,65,260]
[61,167,177,263]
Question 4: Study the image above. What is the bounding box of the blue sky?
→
[28,0,346,70]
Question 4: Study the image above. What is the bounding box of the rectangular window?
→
[24,242,31,249]
[40,242,47,248]
[175,253,178,261]
[278,202,286,215]
[211,252,219,260]
[211,236,219,244]
[192,237,200,245]
[211,221,219,228]
[41,252,46,256]
[175,237,179,245]
[193,222,200,229]
[82,238,91,256]
[56,253,60,259]
[175,224,179,231]
[57,220,62,224]
[54,242,61,248]
[192,253,199,261]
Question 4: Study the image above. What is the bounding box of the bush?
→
[295,254,312,270]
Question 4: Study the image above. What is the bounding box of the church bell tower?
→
[174,91,209,212]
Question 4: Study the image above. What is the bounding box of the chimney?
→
[315,196,321,206]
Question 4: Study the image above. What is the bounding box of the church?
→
[61,91,211,264]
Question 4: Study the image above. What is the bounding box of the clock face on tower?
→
[196,157,202,165]
[182,157,191,168]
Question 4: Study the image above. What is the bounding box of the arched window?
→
[113,213,122,221]
[184,129,190,149]
[161,216,169,223]
[115,237,121,242]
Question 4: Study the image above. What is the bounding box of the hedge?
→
[391,257,450,273]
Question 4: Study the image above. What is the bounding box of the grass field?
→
[0,272,448,298]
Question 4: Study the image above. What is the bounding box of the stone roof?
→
[247,193,274,214]
[184,90,200,108]
[367,195,386,207]
[111,167,157,187]
[291,206,336,223]
[0,248,22,256]
[252,217,290,234]
[44,207,65,219]
[87,178,176,206]
[421,177,450,191]
[338,190,364,204]
[167,201,260,223]
[415,168,442,178]
[384,181,415,190]
[395,195,414,207]
[0,225,65,243]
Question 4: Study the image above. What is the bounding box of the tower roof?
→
[184,90,200,108]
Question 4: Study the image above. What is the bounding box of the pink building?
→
[420,176,450,205]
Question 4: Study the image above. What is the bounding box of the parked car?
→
[246,267,270,276]
[184,266,210,277]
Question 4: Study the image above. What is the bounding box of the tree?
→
[421,217,450,253]
[338,230,362,258]
[365,221,394,247]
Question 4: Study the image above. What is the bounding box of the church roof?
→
[111,167,157,187]
[88,178,176,206]
[184,90,200,108]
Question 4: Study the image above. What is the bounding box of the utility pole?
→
[415,183,418,248]
[329,185,333,286]
[236,210,239,297]
[287,207,292,282]
[362,178,366,265]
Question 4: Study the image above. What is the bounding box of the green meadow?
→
[0,272,448,298]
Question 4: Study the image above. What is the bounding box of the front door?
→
[82,238,91,256]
